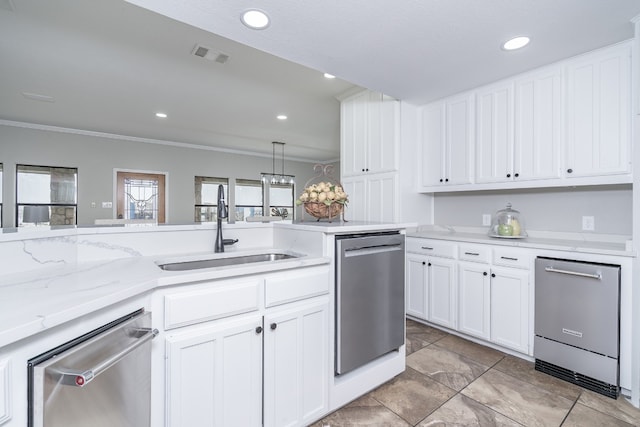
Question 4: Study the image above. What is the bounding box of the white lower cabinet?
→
[162,267,331,427]
[429,258,457,329]
[406,253,428,319]
[408,237,531,355]
[458,262,490,340]
[166,314,263,427]
[405,251,456,329]
[264,300,329,427]
[458,262,529,354]
[0,358,10,425]
[490,267,529,354]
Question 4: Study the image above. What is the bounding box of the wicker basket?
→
[303,202,344,220]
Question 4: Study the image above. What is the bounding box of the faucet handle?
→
[223,239,238,246]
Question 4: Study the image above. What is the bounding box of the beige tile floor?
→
[312,319,640,426]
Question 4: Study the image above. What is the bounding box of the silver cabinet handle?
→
[544,266,601,280]
[464,252,479,256]
[421,246,433,250]
[501,256,518,261]
[345,243,403,257]
[58,327,158,387]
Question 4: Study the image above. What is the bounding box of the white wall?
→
[432,185,632,235]
[0,123,330,226]
[398,101,433,224]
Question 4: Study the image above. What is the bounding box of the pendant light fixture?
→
[261,141,295,185]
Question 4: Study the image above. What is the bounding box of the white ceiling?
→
[2,0,640,162]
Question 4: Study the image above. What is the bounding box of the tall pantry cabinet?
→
[340,90,400,222]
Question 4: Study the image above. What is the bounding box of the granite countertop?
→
[0,248,329,349]
[408,226,634,257]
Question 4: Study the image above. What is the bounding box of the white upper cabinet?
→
[341,90,399,177]
[565,42,631,178]
[475,81,514,183]
[419,92,474,188]
[514,66,562,181]
[416,41,631,193]
[476,67,562,184]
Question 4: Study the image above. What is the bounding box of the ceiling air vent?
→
[191,44,229,64]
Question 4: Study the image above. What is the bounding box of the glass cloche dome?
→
[489,203,526,238]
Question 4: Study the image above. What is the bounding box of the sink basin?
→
[157,253,297,271]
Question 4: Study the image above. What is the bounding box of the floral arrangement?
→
[295,182,348,207]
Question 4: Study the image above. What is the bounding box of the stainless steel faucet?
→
[215,184,228,253]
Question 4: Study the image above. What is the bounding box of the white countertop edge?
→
[0,250,330,349]
[275,221,416,233]
[0,220,414,243]
[409,226,634,257]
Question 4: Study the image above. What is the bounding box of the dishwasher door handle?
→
[57,327,158,387]
[544,266,602,280]
[344,243,403,257]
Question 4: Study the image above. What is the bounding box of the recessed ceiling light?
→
[155,112,167,118]
[324,73,336,79]
[502,36,530,51]
[277,115,287,120]
[241,9,270,30]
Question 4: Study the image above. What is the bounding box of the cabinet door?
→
[264,300,329,427]
[490,267,529,354]
[565,43,631,177]
[475,81,515,183]
[446,92,474,185]
[342,177,366,222]
[406,253,428,320]
[166,315,263,427]
[366,172,398,223]
[427,257,456,329]
[341,91,369,177]
[368,92,399,174]
[458,262,490,340]
[514,66,562,181]
[420,102,446,187]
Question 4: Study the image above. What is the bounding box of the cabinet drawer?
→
[458,244,491,263]
[492,248,530,269]
[406,238,456,258]
[165,279,262,329]
[265,266,330,307]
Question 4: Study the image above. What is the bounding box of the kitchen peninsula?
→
[0,220,411,427]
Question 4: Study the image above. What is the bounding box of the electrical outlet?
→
[482,214,491,226]
[101,201,113,209]
[90,202,96,208]
[582,216,595,231]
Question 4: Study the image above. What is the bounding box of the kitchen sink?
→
[157,252,297,271]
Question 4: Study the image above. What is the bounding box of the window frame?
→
[234,178,264,222]
[268,182,295,220]
[194,176,229,223]
[16,164,78,227]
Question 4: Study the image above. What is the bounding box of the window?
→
[269,183,294,219]
[195,176,228,222]
[234,179,263,221]
[116,171,166,223]
[16,165,78,227]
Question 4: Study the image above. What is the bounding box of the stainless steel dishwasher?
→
[534,257,621,398]
[335,231,405,375]
[28,309,158,427]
